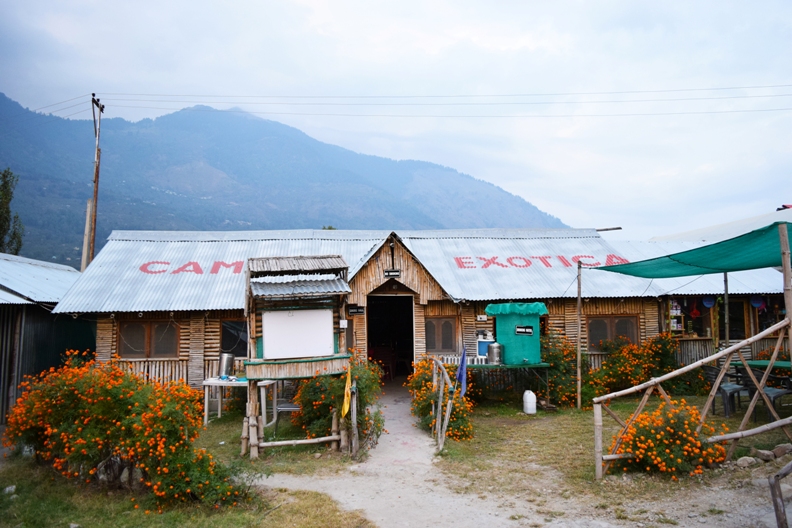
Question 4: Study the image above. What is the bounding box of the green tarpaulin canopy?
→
[485,302,549,316]
[597,221,791,278]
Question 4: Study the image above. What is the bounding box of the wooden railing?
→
[120,359,189,383]
[119,358,246,385]
[592,318,790,481]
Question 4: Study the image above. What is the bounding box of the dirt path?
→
[256,383,618,527]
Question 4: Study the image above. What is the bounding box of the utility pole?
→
[80,94,105,271]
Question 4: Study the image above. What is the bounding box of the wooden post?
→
[340,428,349,453]
[331,410,339,452]
[770,474,788,528]
[594,403,603,480]
[723,273,730,351]
[696,351,735,434]
[80,199,93,271]
[780,223,792,357]
[248,379,260,459]
[577,261,582,410]
[351,381,359,457]
[241,417,249,456]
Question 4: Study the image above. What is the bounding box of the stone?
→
[9,494,18,501]
[736,456,758,468]
[3,485,15,494]
[773,444,792,458]
[70,524,81,528]
[751,447,776,461]
[752,478,770,488]
[314,453,322,459]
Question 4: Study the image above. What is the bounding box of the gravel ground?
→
[256,384,790,528]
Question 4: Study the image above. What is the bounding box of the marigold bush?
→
[588,333,709,399]
[541,332,595,407]
[2,350,238,507]
[292,355,384,449]
[406,359,475,441]
[609,400,727,480]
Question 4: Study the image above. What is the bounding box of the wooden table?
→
[731,360,792,371]
[202,377,247,425]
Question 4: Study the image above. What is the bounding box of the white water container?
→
[523,390,536,415]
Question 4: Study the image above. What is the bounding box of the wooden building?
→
[52,229,784,386]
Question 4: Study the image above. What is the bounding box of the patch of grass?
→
[707,507,724,515]
[194,409,353,476]
[0,456,372,528]
[437,394,792,506]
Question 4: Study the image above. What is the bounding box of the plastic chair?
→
[735,367,792,422]
[701,365,745,418]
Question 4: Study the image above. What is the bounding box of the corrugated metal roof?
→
[249,255,347,274]
[54,228,784,313]
[251,276,351,299]
[398,232,784,301]
[54,231,387,313]
[0,288,32,304]
[0,253,81,303]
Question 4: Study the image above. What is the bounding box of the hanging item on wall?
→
[689,301,701,319]
[750,295,767,311]
[702,296,716,308]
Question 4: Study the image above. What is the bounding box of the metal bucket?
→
[487,342,502,365]
[219,353,235,379]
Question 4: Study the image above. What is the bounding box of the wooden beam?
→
[593,319,790,403]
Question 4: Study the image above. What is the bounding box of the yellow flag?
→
[341,365,352,417]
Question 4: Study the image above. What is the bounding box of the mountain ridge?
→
[0,93,566,266]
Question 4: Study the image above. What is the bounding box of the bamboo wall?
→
[95,310,245,388]
[348,238,446,306]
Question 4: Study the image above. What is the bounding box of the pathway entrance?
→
[255,382,615,527]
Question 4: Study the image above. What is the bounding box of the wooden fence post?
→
[594,403,603,480]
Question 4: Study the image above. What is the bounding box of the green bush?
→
[2,350,239,508]
[292,357,384,449]
[405,359,474,441]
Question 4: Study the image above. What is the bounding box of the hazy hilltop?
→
[0,93,565,265]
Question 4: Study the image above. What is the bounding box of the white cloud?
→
[1,0,790,239]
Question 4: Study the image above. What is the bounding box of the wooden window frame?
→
[118,320,180,359]
[587,315,638,352]
[221,319,249,358]
[425,316,457,353]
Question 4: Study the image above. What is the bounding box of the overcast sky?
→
[1,1,790,239]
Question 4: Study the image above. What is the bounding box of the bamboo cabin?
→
[52,229,784,389]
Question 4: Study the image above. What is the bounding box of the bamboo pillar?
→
[577,261,582,410]
[723,273,730,350]
[351,381,359,457]
[780,224,792,357]
[594,403,603,480]
[331,410,339,452]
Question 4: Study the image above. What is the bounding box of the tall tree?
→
[0,168,24,255]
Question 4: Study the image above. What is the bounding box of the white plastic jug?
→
[523,390,536,415]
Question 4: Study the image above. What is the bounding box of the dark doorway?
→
[367,295,413,379]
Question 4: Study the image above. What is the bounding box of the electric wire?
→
[100,92,792,107]
[109,103,792,118]
[99,83,792,99]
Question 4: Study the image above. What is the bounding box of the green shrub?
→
[292,357,384,449]
[405,359,474,441]
[2,350,239,508]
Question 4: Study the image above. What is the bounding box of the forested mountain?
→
[0,93,566,266]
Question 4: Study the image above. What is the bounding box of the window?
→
[119,321,179,358]
[221,320,248,357]
[587,316,638,351]
[425,317,456,353]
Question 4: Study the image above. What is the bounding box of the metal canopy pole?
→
[576,261,582,410]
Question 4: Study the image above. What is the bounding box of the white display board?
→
[262,309,334,359]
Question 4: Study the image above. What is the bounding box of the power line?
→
[101,92,792,107]
[99,83,792,99]
[110,103,792,118]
